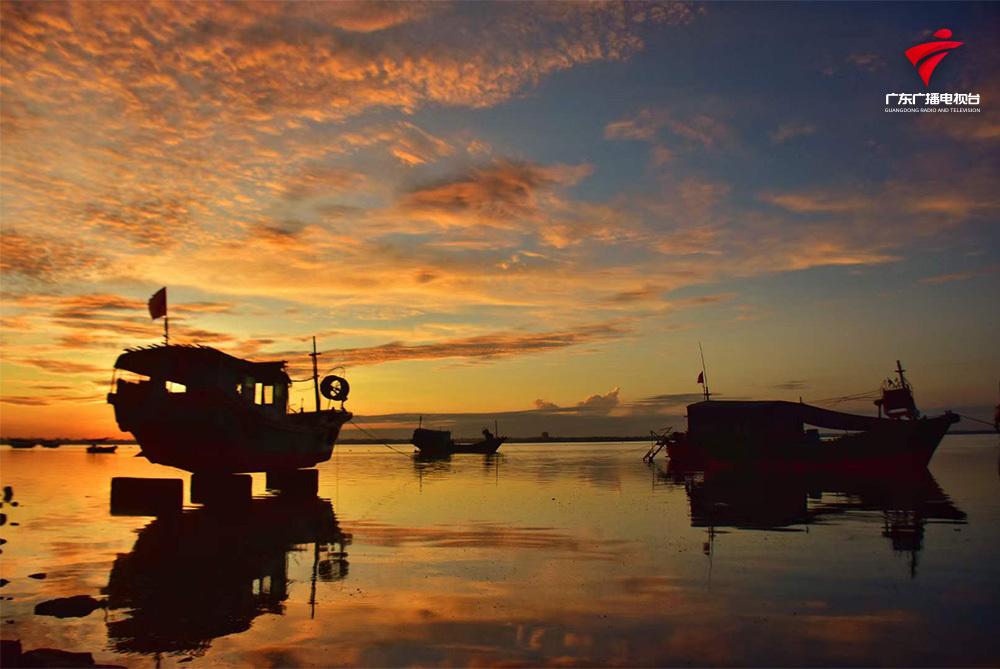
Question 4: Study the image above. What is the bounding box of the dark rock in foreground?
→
[0,640,125,668]
[34,595,104,618]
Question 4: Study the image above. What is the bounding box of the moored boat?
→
[107,343,352,473]
[86,444,118,454]
[655,361,958,472]
[412,427,505,456]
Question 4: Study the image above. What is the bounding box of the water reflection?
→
[102,494,350,656]
[3,441,996,667]
[659,463,966,576]
[412,452,504,478]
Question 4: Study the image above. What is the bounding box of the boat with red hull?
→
[108,345,351,474]
[653,361,958,473]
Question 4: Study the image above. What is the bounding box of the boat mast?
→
[699,342,711,401]
[896,360,909,390]
[310,336,321,413]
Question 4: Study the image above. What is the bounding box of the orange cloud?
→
[1,2,696,128]
[918,265,998,285]
[17,358,104,374]
[323,321,629,367]
[770,122,817,143]
[604,107,731,148]
[0,229,108,283]
[604,108,665,141]
[399,160,592,227]
[759,191,872,214]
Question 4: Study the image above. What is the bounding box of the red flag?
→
[148,287,167,320]
[697,371,704,384]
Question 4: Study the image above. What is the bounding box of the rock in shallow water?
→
[34,595,104,618]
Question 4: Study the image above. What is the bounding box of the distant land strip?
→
[2,429,996,447]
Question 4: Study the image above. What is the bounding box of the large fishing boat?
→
[651,361,958,472]
[107,343,351,473]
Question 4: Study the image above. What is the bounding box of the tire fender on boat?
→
[320,375,350,402]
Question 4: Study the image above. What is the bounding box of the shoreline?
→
[2,429,996,448]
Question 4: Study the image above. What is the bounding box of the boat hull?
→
[667,412,957,473]
[109,384,351,474]
[412,428,505,456]
[416,438,506,456]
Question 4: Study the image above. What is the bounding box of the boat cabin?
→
[112,345,291,415]
[413,428,452,450]
[686,400,893,451]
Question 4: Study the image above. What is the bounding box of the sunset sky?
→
[1,1,997,438]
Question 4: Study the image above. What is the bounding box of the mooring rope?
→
[345,417,413,457]
[955,412,998,429]
[807,389,881,406]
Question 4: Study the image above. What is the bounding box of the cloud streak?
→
[324,322,629,368]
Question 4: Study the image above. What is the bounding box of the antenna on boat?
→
[699,342,711,401]
[309,336,321,413]
[895,360,909,390]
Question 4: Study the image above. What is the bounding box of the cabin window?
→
[166,382,186,394]
[116,370,151,385]
[256,383,274,405]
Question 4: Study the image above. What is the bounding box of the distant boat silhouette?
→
[107,343,351,473]
[86,444,117,454]
[654,361,958,472]
[413,427,506,456]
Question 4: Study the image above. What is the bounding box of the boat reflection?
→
[412,452,504,492]
[102,494,350,656]
[659,463,966,576]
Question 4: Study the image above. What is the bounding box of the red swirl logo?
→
[905,29,963,87]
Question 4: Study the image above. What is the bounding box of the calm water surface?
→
[1,436,998,667]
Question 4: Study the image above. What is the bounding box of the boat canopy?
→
[687,400,889,435]
[113,345,289,388]
[413,428,452,450]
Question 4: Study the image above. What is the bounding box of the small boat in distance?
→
[86,444,118,454]
[655,361,958,472]
[107,342,352,473]
[413,427,506,456]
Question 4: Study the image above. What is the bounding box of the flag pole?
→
[147,287,169,345]
[699,342,711,401]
